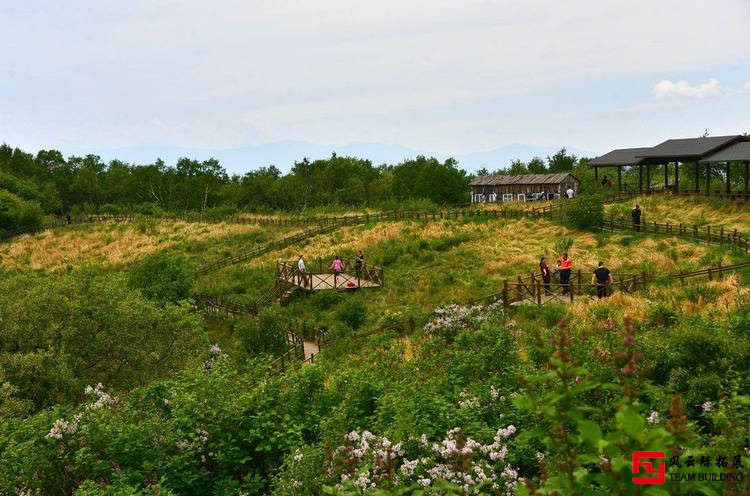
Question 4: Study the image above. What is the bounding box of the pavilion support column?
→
[726,161,731,194]
[594,166,599,184]
[744,161,749,194]
[706,163,711,195]
[617,167,622,193]
[638,165,643,193]
[664,162,669,191]
[674,161,679,193]
[646,164,651,192]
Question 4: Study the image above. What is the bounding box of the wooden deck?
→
[277,259,384,293]
[282,272,381,291]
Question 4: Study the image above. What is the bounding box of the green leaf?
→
[615,406,645,439]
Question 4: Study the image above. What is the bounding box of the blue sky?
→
[1,0,749,170]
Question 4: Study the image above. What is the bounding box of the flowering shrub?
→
[326,427,519,495]
[424,302,503,342]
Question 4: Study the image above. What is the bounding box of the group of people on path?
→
[538,253,613,299]
[296,250,365,288]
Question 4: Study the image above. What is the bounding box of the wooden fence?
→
[493,272,648,307]
[599,217,750,253]
[671,261,750,286]
[194,293,316,374]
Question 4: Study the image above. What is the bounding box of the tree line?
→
[0,143,585,234]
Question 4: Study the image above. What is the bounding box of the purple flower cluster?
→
[328,426,519,494]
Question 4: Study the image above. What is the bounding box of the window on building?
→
[502,193,513,202]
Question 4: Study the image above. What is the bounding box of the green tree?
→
[546,148,578,173]
[128,252,194,304]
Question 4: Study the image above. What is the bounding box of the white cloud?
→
[1,0,750,155]
[745,81,750,91]
[652,79,723,99]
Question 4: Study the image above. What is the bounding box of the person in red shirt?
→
[560,252,573,295]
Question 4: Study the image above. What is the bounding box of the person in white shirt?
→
[297,255,307,286]
[566,187,574,199]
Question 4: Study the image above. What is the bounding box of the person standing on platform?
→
[331,256,345,287]
[297,255,308,287]
[560,252,573,295]
[632,204,642,232]
[592,261,613,299]
[354,250,364,277]
[539,256,551,294]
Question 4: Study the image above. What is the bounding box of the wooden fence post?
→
[536,282,542,305]
[502,281,509,308]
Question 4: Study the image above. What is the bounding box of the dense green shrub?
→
[0,189,44,236]
[128,252,195,303]
[336,299,367,330]
[236,308,290,359]
[565,192,604,230]
[0,271,207,412]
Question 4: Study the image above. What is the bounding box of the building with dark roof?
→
[469,173,579,203]
[588,134,750,198]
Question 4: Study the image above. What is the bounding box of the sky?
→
[1,0,750,171]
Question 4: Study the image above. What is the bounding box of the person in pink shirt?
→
[330,256,345,287]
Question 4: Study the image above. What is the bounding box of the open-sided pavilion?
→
[589,135,750,199]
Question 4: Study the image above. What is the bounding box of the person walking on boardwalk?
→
[539,256,551,294]
[354,250,364,277]
[632,204,642,232]
[559,252,573,295]
[331,256,345,287]
[592,261,613,299]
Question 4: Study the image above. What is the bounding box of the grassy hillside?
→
[0,199,749,495]
[606,194,750,233]
[0,219,297,272]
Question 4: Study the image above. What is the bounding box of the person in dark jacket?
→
[632,204,642,232]
[592,261,613,299]
[354,250,364,277]
[539,256,551,294]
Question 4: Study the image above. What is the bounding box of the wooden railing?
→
[599,217,750,253]
[497,272,647,307]
[671,261,750,286]
[276,259,384,291]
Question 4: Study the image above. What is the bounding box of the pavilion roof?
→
[588,147,652,166]
[699,141,750,163]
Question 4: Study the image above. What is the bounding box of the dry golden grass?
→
[606,195,750,233]
[0,221,269,272]
[224,215,738,317]
[462,218,717,275]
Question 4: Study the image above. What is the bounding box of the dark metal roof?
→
[699,141,750,163]
[470,173,577,187]
[588,147,652,166]
[636,135,744,160]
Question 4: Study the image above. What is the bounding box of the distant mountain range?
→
[80,141,599,175]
